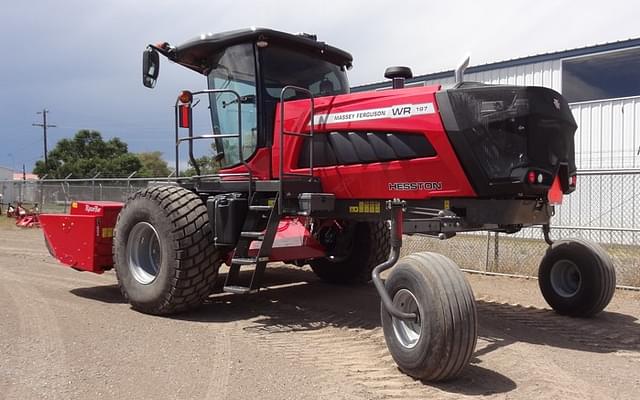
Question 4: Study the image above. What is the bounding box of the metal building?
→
[0,166,14,205]
[353,38,640,170]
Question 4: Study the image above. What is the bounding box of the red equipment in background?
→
[6,202,41,228]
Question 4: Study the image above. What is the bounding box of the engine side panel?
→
[272,86,476,200]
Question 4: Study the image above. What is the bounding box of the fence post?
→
[63,173,72,213]
[127,171,137,197]
[91,172,101,200]
[493,232,500,273]
[39,174,47,213]
[485,231,491,272]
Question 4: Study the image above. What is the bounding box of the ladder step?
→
[241,231,264,239]
[231,257,257,265]
[231,256,269,265]
[249,205,272,212]
[223,285,258,294]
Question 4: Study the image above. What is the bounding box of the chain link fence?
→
[1,169,639,287]
[401,169,640,288]
[0,176,174,214]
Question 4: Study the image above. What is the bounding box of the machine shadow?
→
[70,264,639,396]
[191,265,640,356]
[70,284,127,304]
[432,364,517,396]
[473,299,640,356]
[71,264,640,357]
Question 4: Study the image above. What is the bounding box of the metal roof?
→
[352,37,640,92]
[158,27,353,75]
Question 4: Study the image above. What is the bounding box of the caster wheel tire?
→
[381,252,477,381]
[538,238,616,317]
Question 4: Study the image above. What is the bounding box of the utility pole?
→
[32,109,56,168]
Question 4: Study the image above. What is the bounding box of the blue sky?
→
[1,0,639,173]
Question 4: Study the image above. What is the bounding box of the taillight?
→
[569,174,577,188]
[527,170,546,185]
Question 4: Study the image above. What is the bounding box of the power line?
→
[32,109,56,168]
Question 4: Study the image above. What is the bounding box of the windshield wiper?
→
[222,94,256,108]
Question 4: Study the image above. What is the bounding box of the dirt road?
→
[1,225,639,399]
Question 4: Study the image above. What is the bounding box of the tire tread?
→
[114,185,221,315]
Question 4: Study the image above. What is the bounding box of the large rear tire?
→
[538,238,615,317]
[114,185,222,315]
[309,221,389,284]
[381,252,477,381]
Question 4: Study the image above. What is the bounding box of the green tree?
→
[136,151,172,178]
[183,155,220,176]
[33,130,142,178]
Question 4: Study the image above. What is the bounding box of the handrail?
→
[278,86,315,214]
[174,88,254,199]
[176,134,241,143]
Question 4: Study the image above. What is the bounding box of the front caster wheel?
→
[538,238,616,317]
[381,252,477,381]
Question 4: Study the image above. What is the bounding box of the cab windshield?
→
[207,44,258,168]
[207,42,350,168]
[261,44,350,99]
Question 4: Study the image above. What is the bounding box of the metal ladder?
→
[222,193,281,294]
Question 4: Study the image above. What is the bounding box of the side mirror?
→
[142,46,160,88]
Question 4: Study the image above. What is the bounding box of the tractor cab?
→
[143,28,352,171]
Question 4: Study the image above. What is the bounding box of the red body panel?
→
[219,85,475,199]
[219,148,272,180]
[248,218,325,260]
[40,201,123,273]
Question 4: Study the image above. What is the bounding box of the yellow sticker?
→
[71,201,78,209]
[267,198,275,207]
[101,227,114,238]
[349,201,381,214]
[444,199,450,209]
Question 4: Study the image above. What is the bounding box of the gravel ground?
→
[0,223,639,400]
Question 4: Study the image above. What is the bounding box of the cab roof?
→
[157,27,353,75]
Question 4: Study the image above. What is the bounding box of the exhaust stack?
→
[454,55,470,84]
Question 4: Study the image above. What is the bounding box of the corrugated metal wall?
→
[409,59,562,91]
[570,96,640,169]
[404,58,640,170]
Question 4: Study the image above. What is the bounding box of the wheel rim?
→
[126,222,162,285]
[550,260,582,298]
[391,289,422,349]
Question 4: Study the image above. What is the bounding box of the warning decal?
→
[312,103,435,126]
